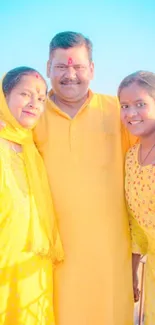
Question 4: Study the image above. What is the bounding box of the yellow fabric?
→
[34,90,137,325]
[125,144,155,325]
[0,148,55,324]
[0,82,64,263]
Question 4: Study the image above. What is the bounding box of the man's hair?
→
[49,31,93,62]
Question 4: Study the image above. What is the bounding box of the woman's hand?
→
[0,121,6,129]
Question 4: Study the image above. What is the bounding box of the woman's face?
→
[6,74,47,128]
[120,82,155,137]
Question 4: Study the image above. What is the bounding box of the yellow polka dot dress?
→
[125,144,155,325]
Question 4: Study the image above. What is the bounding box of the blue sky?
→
[0,0,155,94]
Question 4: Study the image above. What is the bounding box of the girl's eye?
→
[137,102,146,108]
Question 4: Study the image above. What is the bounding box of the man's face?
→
[47,45,94,101]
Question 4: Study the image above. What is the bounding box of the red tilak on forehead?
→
[68,57,73,65]
[35,73,39,78]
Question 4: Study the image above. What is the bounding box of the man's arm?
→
[121,120,139,157]
[33,113,47,153]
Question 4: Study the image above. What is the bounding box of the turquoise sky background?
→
[0,0,155,94]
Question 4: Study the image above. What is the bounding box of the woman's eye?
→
[121,104,128,109]
[38,97,45,102]
[21,92,30,97]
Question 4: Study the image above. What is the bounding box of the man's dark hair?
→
[49,31,93,62]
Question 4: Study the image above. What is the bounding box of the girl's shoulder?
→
[126,143,139,160]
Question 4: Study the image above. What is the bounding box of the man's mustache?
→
[60,78,80,85]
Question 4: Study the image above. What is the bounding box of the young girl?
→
[118,70,155,325]
[0,66,64,325]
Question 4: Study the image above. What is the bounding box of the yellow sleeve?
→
[53,221,64,265]
[129,212,148,255]
[0,157,3,193]
[33,113,47,151]
[121,122,138,157]
[0,155,5,195]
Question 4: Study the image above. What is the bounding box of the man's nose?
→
[65,66,76,78]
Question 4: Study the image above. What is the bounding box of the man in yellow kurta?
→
[34,31,136,325]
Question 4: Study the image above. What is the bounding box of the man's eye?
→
[56,65,66,70]
[74,65,85,70]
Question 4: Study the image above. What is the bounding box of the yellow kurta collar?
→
[47,89,94,119]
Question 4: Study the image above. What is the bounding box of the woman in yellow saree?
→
[0,66,64,325]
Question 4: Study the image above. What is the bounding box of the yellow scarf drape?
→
[0,81,64,263]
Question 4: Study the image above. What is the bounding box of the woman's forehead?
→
[15,75,46,92]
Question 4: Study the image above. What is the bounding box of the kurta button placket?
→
[69,119,79,164]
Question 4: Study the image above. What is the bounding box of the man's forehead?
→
[68,57,73,65]
[50,46,89,63]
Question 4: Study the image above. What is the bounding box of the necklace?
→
[139,143,155,166]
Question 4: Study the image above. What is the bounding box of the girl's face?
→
[120,82,155,137]
[6,74,47,128]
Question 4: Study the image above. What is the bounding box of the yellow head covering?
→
[0,80,64,263]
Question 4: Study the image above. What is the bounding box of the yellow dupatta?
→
[0,81,64,263]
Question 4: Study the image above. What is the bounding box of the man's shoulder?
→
[91,92,119,115]
[92,92,118,107]
[37,96,54,122]
[93,92,117,100]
